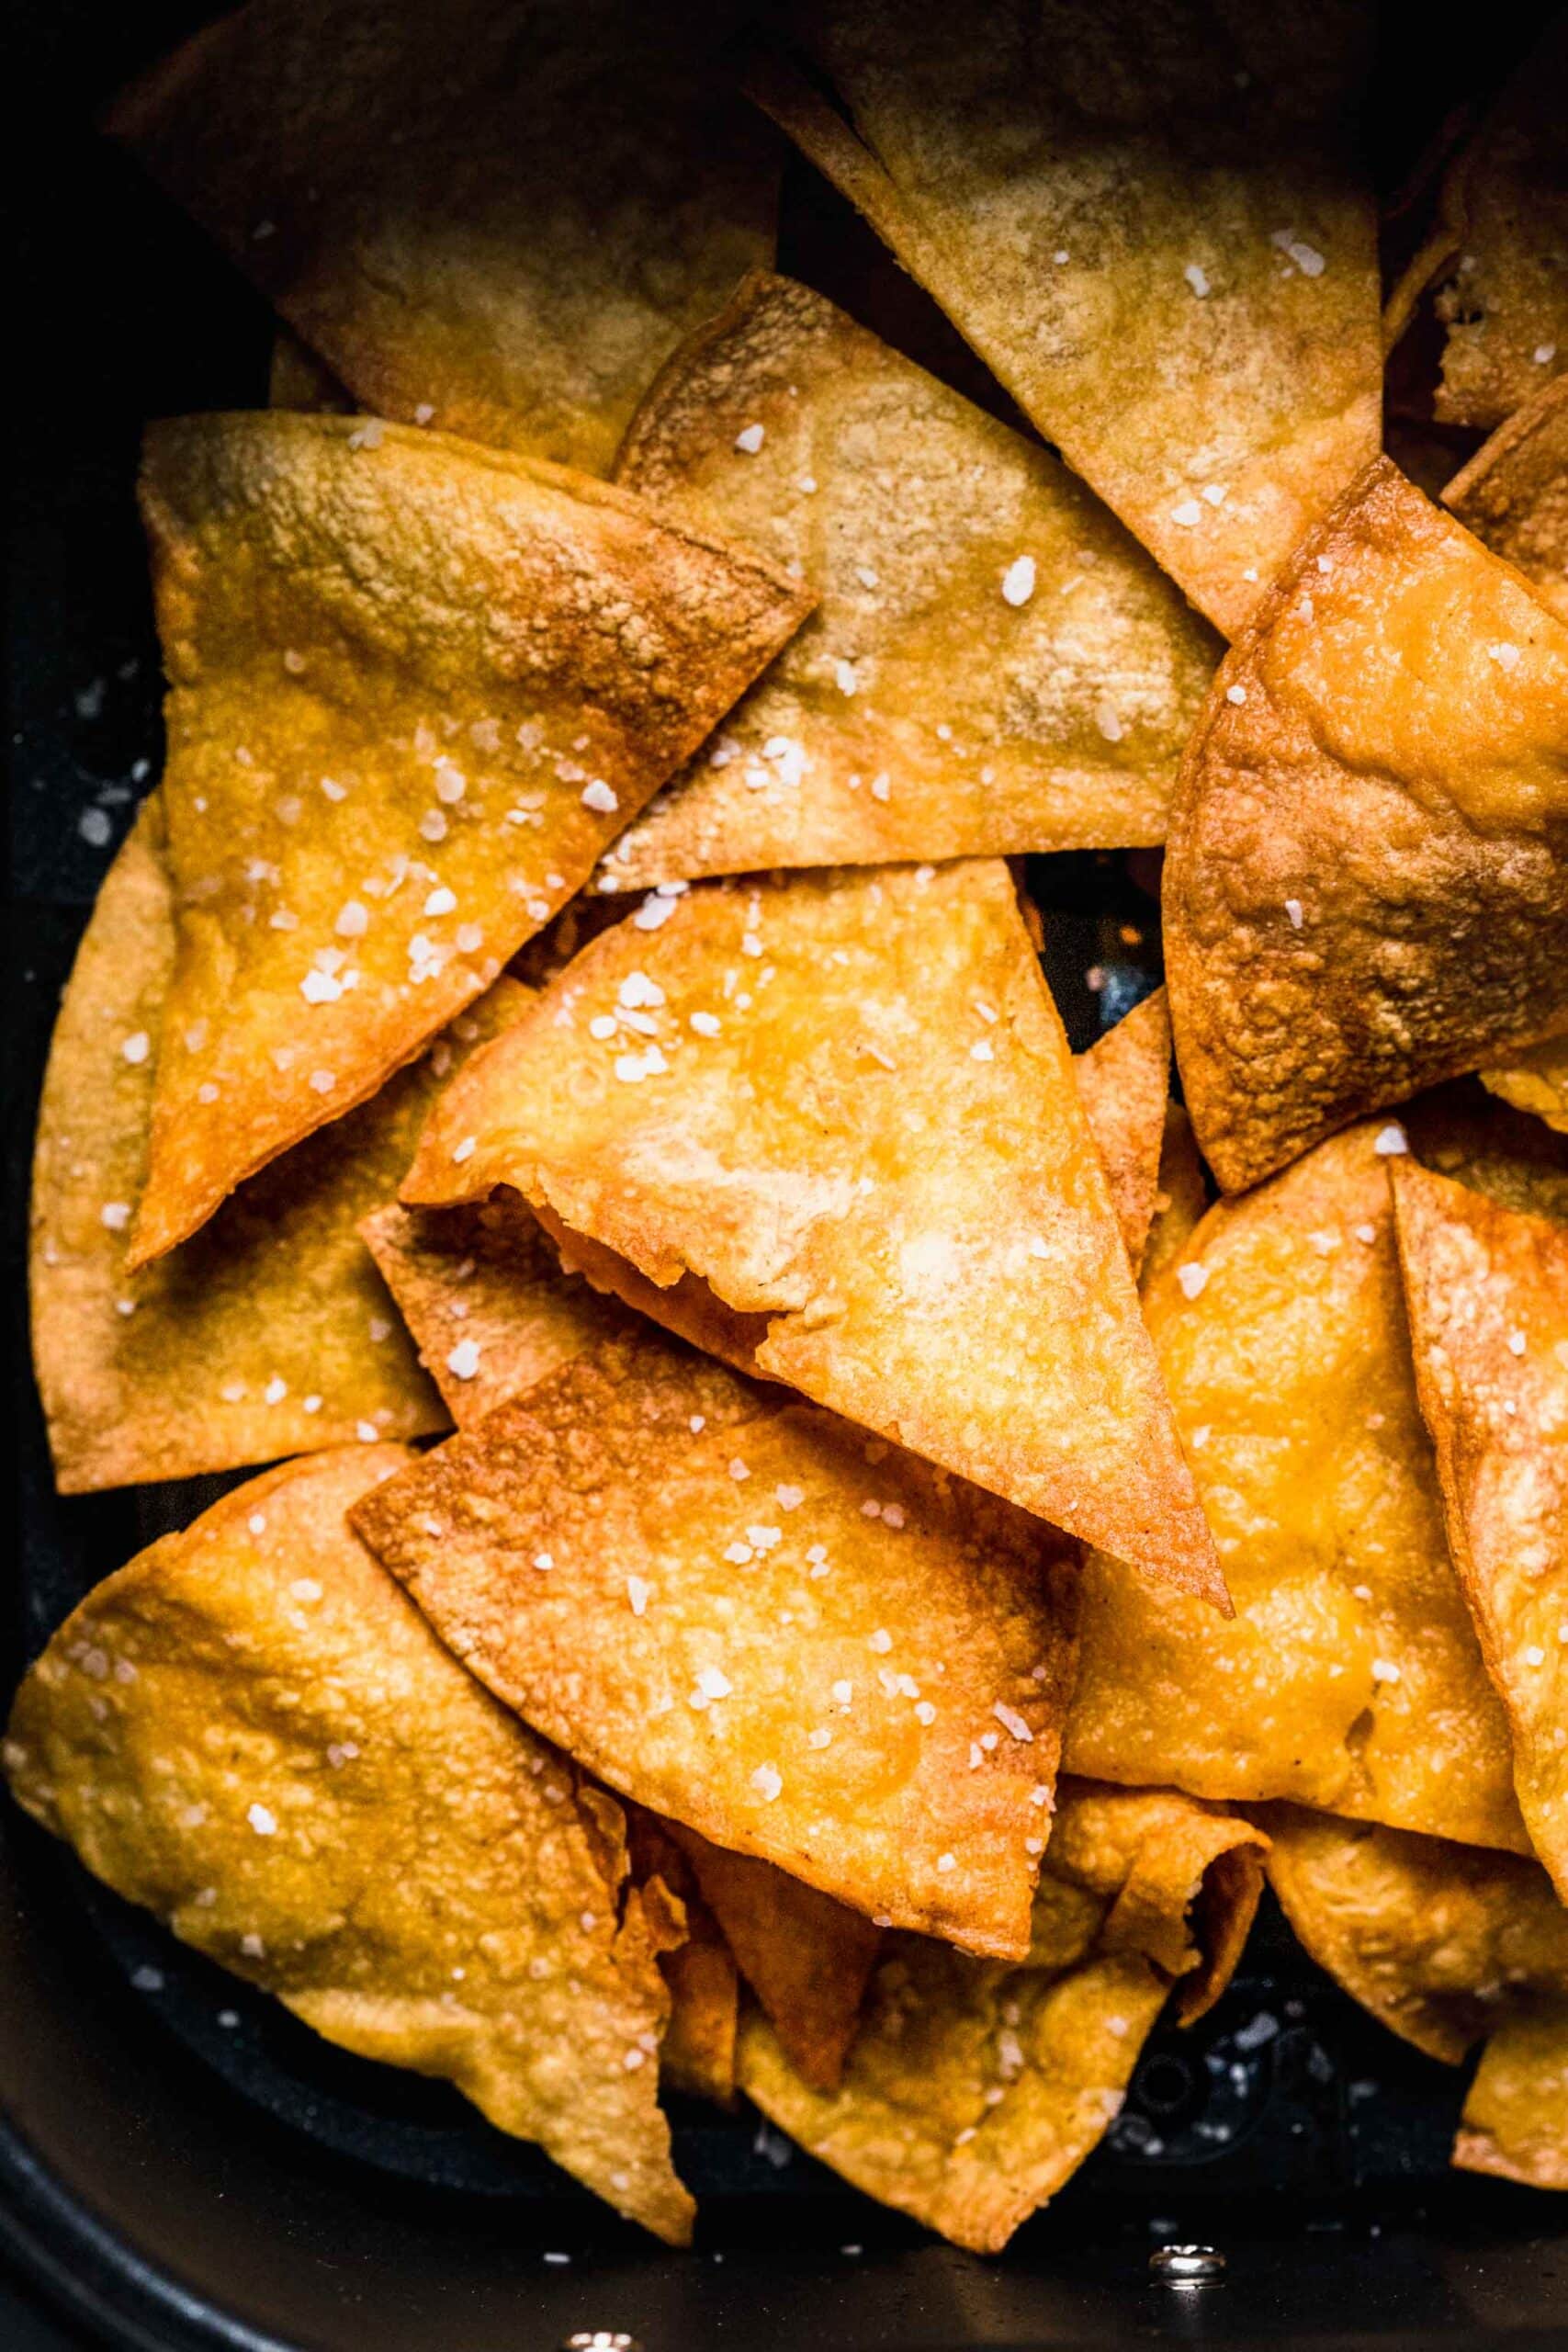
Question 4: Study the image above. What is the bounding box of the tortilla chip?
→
[1073,989,1172,1278]
[1140,1102,1210,1291]
[402,860,1224,1603]
[738,1780,1266,2252]
[666,1822,883,2092]
[29,799,533,1489]
[1481,1037,1568,1135]
[352,1324,1078,1960]
[269,330,355,416]
[598,273,1218,885]
[129,411,809,1264]
[625,1813,739,2106]
[1066,1118,1533,1854]
[1165,457,1568,1194]
[1453,2006,1568,2190]
[745,4,1381,638]
[359,1193,627,1426]
[1390,1160,1568,1901]
[107,0,779,475]
[2,1448,694,2243]
[1383,20,1568,432]
[1443,375,1568,627]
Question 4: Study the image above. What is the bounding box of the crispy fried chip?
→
[1141,1102,1210,1291]
[666,1822,883,2092]
[269,329,355,416]
[29,799,532,1489]
[1066,1118,1537,1853]
[745,2,1381,637]
[130,412,808,1263]
[1383,20,1568,432]
[1481,1038,1568,1136]
[599,273,1218,885]
[1166,458,1568,1193]
[2,1449,694,2242]
[738,1780,1266,2252]
[1453,2006,1568,2190]
[107,0,779,474]
[1443,376,1568,627]
[1073,989,1172,1278]
[352,1325,1079,1960]
[359,1193,627,1425]
[1391,1160,1568,1900]
[403,861,1222,1601]
[626,1812,739,2106]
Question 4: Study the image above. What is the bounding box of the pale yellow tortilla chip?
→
[1066,1116,1537,1854]
[745,3,1382,638]
[738,1780,1266,2252]
[1453,2006,1568,2190]
[108,0,779,474]
[1166,458,1568,1194]
[2,1448,693,2243]
[130,411,808,1263]
[599,271,1218,885]
[29,798,528,1489]
[1481,1037,1568,1135]
[403,861,1224,1603]
[1140,1102,1210,1291]
[1443,375,1568,626]
[1073,989,1172,1278]
[352,1324,1079,1961]
[1391,1159,1568,1901]
[1383,19,1568,431]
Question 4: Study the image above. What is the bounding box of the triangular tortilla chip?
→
[738,1780,1266,2253]
[1140,1102,1210,1292]
[351,1324,1079,1960]
[359,1193,627,1426]
[1383,19,1568,432]
[1066,1115,1539,1854]
[1481,1037,1568,1135]
[2,1448,694,2243]
[665,1822,883,2092]
[1443,375,1568,627]
[1391,1160,1568,1901]
[107,0,779,474]
[625,1812,739,2106]
[130,411,809,1263]
[402,860,1223,1602]
[1073,989,1172,1278]
[599,272,1218,886]
[1166,458,1568,1193]
[1261,1804,1568,2191]
[745,3,1382,637]
[29,798,531,1489]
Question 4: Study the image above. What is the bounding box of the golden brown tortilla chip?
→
[29,799,530,1489]
[600,272,1218,884]
[2,1448,694,2243]
[666,1822,883,2092]
[1166,458,1568,1194]
[746,3,1381,638]
[1073,989,1172,1278]
[1443,375,1568,626]
[1391,1160,1568,1900]
[1383,20,1568,431]
[625,1813,739,2107]
[1140,1102,1211,1291]
[1453,2005,1568,2190]
[108,0,779,474]
[738,1780,1266,2252]
[1481,1037,1568,1135]
[358,1193,627,1426]
[352,1324,1079,1960]
[1066,1119,1533,1854]
[130,411,809,1263]
[403,860,1224,1603]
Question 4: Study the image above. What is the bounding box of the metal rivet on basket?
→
[561,2334,642,2352]
[1149,2244,1226,2287]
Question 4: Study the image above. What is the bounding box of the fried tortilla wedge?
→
[626,1811,739,2106]
[269,330,355,416]
[29,798,532,1489]
[1443,376,1568,627]
[1481,1038,1568,1136]
[1141,1102,1210,1291]
[1383,19,1568,432]
[745,2,1381,638]
[1066,1115,1540,1854]
[1261,1804,1568,2192]
[1391,1160,1568,1901]
[1,1449,694,2242]
[600,272,1218,885]
[352,1325,1079,1960]
[1166,458,1568,1194]
[403,861,1223,1602]
[738,1780,1266,2253]
[130,411,809,1264]
[1074,989,1172,1278]
[107,0,779,475]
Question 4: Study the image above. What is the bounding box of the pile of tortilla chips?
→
[11,0,1566,2254]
